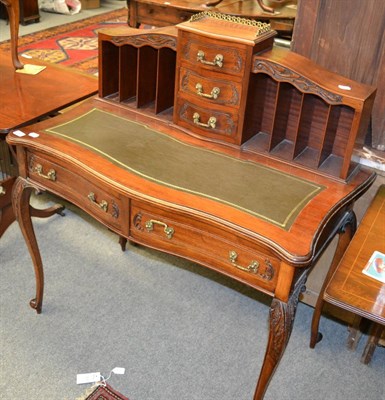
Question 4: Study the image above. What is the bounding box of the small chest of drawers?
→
[173,13,275,146]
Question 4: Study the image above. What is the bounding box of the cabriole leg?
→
[253,275,306,400]
[310,209,357,348]
[12,177,44,313]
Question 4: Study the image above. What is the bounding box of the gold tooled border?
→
[45,108,324,229]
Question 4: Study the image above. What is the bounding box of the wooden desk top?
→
[6,98,376,267]
[0,50,97,134]
[325,185,385,325]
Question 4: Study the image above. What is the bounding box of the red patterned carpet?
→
[0,8,127,75]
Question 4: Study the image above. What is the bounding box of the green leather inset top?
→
[45,108,324,230]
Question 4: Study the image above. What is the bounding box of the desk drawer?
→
[130,200,279,293]
[179,31,246,77]
[179,67,242,108]
[135,3,194,26]
[175,98,239,144]
[27,152,128,234]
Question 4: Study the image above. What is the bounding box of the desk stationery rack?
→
[98,12,375,181]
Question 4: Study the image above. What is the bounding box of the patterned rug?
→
[0,8,127,75]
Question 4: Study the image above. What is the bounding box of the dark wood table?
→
[0,49,97,237]
[127,0,297,37]
[311,185,385,363]
[0,50,97,134]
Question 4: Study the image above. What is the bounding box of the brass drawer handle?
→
[0,185,5,196]
[195,83,220,99]
[229,250,259,274]
[145,219,174,239]
[34,164,56,181]
[197,50,223,68]
[88,192,108,212]
[193,113,216,129]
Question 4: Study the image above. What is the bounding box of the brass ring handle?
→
[88,192,108,212]
[195,83,220,99]
[0,185,5,196]
[193,113,217,129]
[145,219,174,239]
[229,250,259,274]
[197,50,223,68]
[34,164,56,181]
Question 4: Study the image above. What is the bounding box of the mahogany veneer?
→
[7,13,377,400]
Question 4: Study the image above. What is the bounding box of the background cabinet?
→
[0,0,39,25]
[291,0,385,151]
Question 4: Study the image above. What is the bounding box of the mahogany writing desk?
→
[7,13,377,400]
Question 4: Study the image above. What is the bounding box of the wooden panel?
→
[270,83,302,151]
[155,47,176,114]
[332,106,355,158]
[119,46,138,102]
[294,94,327,159]
[99,41,119,98]
[291,0,385,149]
[249,74,278,136]
[137,46,157,108]
[319,106,339,166]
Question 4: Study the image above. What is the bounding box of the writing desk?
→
[7,13,377,400]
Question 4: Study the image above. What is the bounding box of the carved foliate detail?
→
[28,155,36,173]
[111,35,177,50]
[111,201,120,219]
[133,212,144,231]
[269,274,306,362]
[253,60,343,104]
[261,259,275,281]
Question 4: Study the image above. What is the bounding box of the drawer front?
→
[27,152,128,234]
[179,32,246,77]
[179,67,242,108]
[130,200,279,293]
[175,98,239,144]
[136,3,194,26]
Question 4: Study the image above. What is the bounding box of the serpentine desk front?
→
[7,13,377,400]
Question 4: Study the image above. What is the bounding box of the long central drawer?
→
[130,199,279,294]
